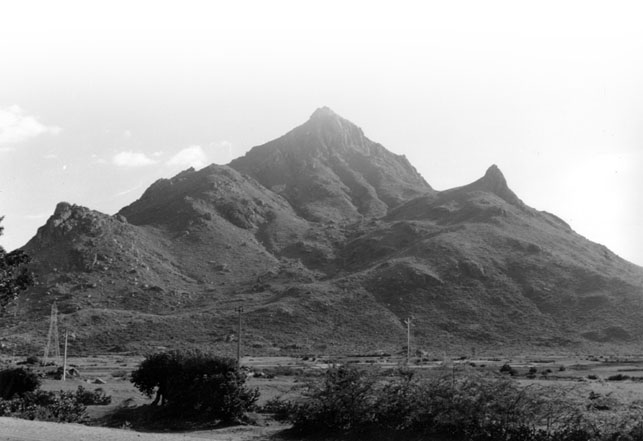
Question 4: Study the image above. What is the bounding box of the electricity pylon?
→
[43,302,60,364]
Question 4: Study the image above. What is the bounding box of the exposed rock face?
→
[9,108,643,355]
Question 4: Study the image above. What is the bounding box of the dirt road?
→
[0,418,284,441]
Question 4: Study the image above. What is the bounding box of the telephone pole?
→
[62,330,69,381]
[236,306,243,365]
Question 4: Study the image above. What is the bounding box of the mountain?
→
[4,108,643,356]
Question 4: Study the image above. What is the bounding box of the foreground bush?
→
[0,389,86,422]
[273,365,643,441]
[0,367,40,399]
[74,385,112,405]
[131,349,259,422]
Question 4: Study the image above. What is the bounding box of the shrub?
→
[260,396,298,422]
[0,367,40,399]
[131,349,259,422]
[74,386,112,405]
[500,363,518,376]
[0,390,86,422]
[25,355,40,365]
[287,365,379,432]
[607,374,630,382]
[280,366,585,440]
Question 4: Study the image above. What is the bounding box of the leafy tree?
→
[0,217,33,314]
[131,349,259,422]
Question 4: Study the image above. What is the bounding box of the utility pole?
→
[62,330,68,381]
[406,318,411,363]
[236,306,243,366]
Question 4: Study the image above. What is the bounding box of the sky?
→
[0,0,642,266]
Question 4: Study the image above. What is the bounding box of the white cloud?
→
[113,151,157,167]
[166,145,208,169]
[0,105,61,145]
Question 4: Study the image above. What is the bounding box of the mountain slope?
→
[4,109,643,356]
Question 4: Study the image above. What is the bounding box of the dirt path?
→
[0,418,286,441]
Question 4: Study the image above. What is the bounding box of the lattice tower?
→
[43,302,60,363]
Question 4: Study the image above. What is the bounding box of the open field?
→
[4,353,643,440]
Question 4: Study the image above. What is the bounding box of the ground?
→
[3,352,643,440]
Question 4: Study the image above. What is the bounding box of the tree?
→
[0,217,33,314]
[131,349,259,422]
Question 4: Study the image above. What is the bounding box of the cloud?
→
[0,105,61,145]
[166,145,208,169]
[113,151,157,167]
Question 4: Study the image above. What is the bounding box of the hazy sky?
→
[1,1,642,266]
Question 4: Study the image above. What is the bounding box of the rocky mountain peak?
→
[229,109,432,222]
[293,106,366,152]
[309,106,339,120]
[467,164,524,207]
[483,164,506,184]
[27,202,110,250]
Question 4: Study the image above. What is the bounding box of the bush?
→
[607,374,630,382]
[74,386,111,405]
[131,349,259,422]
[0,389,86,422]
[280,366,585,440]
[25,355,40,365]
[0,367,40,399]
[499,363,518,376]
[260,396,298,422]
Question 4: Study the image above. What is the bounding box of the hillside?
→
[3,108,643,356]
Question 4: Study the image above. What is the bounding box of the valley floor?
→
[4,353,643,441]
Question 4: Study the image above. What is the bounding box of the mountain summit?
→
[10,108,643,355]
[230,107,432,222]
